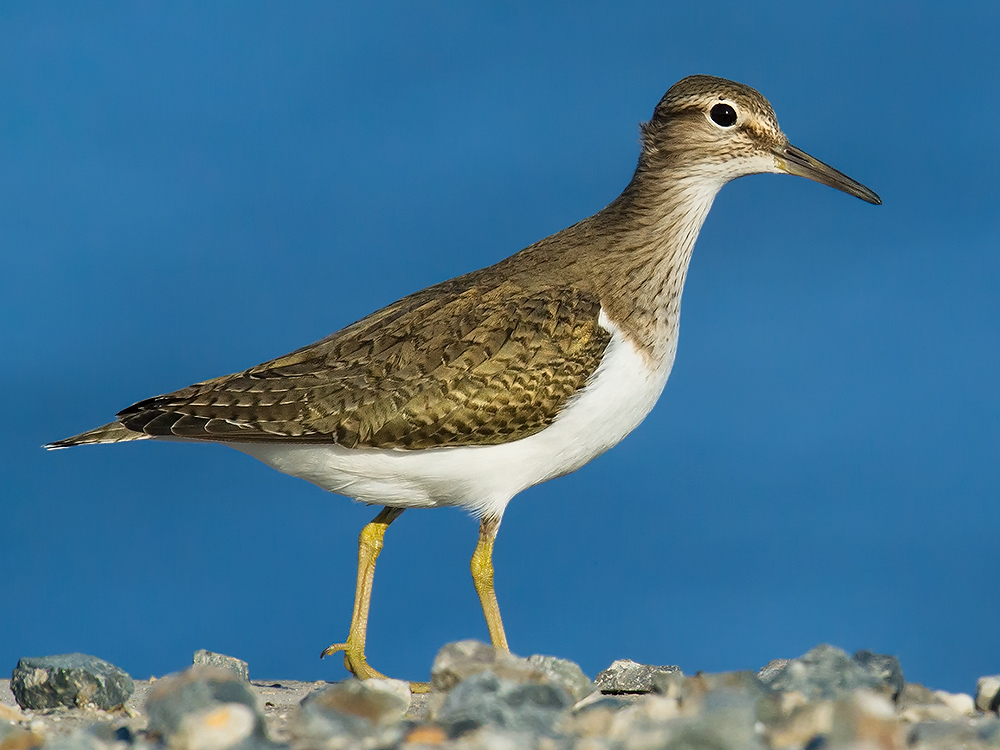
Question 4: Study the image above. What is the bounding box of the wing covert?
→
[118,280,611,450]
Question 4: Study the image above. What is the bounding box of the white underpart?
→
[234,310,674,519]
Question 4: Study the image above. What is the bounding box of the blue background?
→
[3,2,998,694]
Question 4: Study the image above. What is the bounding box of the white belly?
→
[233,310,675,519]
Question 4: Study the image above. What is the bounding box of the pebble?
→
[933,689,976,717]
[430,641,593,701]
[680,670,764,709]
[192,652,249,683]
[602,690,764,750]
[659,697,765,750]
[287,680,414,750]
[430,640,499,692]
[26,728,111,750]
[593,658,681,694]
[434,671,573,736]
[853,649,906,698]
[291,677,410,744]
[897,682,979,723]
[756,644,896,700]
[144,666,265,744]
[10,654,134,711]
[525,655,596,702]
[906,715,1000,748]
[173,703,257,750]
[978,675,1000,713]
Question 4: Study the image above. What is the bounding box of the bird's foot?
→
[321,641,387,680]
[321,642,430,694]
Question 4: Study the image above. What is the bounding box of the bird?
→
[48,75,880,691]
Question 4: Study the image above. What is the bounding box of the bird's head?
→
[640,75,880,205]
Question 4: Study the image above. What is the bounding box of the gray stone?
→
[897,682,976,722]
[756,644,885,700]
[35,729,114,750]
[436,671,573,736]
[606,693,765,750]
[292,679,410,740]
[431,640,546,693]
[688,671,764,695]
[853,649,905,697]
[431,640,498,692]
[681,671,767,715]
[525,654,596,701]
[757,658,790,683]
[429,640,593,702]
[907,716,1000,748]
[899,682,944,709]
[193,650,249,682]
[594,658,681,694]
[650,668,686,698]
[83,724,127,746]
[978,675,1000,713]
[288,679,412,750]
[144,665,269,746]
[974,716,1000,746]
[666,701,766,750]
[10,654,134,711]
[38,722,160,750]
[898,682,967,722]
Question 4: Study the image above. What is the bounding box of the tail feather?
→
[46,421,151,449]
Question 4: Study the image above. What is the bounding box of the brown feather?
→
[115,272,612,450]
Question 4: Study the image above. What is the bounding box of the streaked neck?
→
[586,164,725,359]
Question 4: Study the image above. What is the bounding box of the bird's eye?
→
[710,103,738,127]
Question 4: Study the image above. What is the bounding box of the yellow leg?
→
[470,515,509,651]
[321,507,429,693]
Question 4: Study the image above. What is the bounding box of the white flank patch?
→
[234,310,674,519]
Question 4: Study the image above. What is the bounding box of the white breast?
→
[233,310,675,519]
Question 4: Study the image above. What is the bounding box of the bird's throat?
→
[590,169,723,361]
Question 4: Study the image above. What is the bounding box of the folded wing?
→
[51,276,611,451]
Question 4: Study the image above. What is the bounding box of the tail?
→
[45,421,151,449]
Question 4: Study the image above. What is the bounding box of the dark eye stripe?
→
[710,103,737,127]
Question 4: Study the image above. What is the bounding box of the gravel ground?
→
[2,642,998,749]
